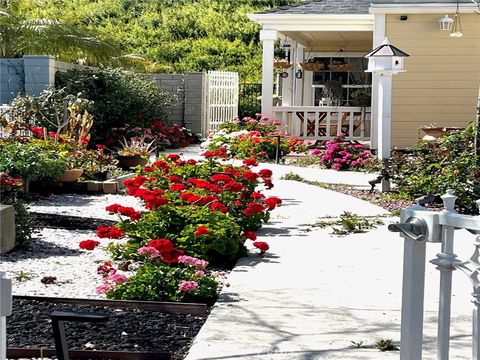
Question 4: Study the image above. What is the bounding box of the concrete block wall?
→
[0,59,24,104]
[149,74,185,126]
[23,55,56,97]
[0,57,207,134]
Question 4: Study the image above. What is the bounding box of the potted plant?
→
[116,136,155,170]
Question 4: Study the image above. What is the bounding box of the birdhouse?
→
[365,38,409,75]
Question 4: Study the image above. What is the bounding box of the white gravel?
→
[0,227,112,298]
[29,194,145,220]
[1,193,145,298]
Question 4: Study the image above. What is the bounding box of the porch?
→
[273,106,371,141]
[248,1,377,144]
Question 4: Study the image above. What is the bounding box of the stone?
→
[0,204,15,253]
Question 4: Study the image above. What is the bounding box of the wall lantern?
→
[295,69,303,79]
[438,14,454,31]
[365,37,410,76]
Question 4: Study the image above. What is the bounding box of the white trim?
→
[370,4,478,14]
[248,13,374,32]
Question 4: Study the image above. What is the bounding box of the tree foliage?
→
[17,0,291,81]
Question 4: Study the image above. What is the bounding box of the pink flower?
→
[105,273,128,285]
[138,246,161,259]
[178,280,199,292]
[272,120,282,126]
[96,284,114,294]
[194,270,205,278]
[178,255,209,269]
[332,163,342,170]
[310,149,321,156]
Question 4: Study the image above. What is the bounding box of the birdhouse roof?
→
[365,42,410,57]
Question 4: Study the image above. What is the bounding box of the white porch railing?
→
[272,106,371,141]
[390,191,480,360]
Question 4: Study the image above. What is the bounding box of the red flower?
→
[187,159,197,165]
[223,181,244,192]
[253,241,269,253]
[210,174,232,183]
[129,211,142,221]
[80,137,89,145]
[148,238,174,253]
[250,192,265,199]
[258,169,273,178]
[197,195,218,205]
[97,261,114,275]
[243,202,265,217]
[243,158,258,167]
[143,195,169,210]
[161,249,184,263]
[245,231,257,240]
[117,206,137,217]
[143,166,155,173]
[79,240,100,250]
[166,154,180,161]
[242,171,259,182]
[168,175,182,182]
[31,127,44,138]
[169,183,187,192]
[97,227,124,239]
[194,226,210,236]
[105,204,121,213]
[96,144,106,150]
[180,192,202,204]
[264,197,282,210]
[210,201,228,213]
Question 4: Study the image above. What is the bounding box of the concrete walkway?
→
[176,150,477,360]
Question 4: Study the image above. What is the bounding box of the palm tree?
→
[0,0,120,65]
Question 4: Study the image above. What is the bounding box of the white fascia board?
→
[370,3,478,14]
[247,14,374,31]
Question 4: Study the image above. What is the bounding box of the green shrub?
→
[55,67,176,144]
[0,141,68,184]
[386,122,480,214]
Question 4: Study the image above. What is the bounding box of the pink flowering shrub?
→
[315,133,372,171]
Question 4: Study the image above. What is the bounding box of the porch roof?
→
[256,0,371,15]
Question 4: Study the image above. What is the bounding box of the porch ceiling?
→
[281,30,373,48]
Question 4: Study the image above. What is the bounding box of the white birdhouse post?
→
[365,38,409,191]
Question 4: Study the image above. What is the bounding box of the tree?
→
[0,0,120,64]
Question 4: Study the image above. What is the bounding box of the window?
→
[311,56,371,107]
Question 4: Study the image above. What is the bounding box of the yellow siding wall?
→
[386,14,480,148]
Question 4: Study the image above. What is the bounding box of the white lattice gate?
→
[204,70,239,133]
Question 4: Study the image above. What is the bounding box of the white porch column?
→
[294,44,304,106]
[377,75,392,160]
[260,29,277,117]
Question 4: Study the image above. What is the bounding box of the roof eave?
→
[247,13,374,31]
[370,3,479,14]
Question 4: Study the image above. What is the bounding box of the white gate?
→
[204,70,239,134]
[390,190,480,359]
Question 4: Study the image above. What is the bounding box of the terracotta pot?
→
[58,168,84,183]
[116,155,148,170]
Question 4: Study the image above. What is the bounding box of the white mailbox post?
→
[0,272,12,360]
[365,38,409,191]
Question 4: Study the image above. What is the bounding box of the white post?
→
[371,14,386,151]
[0,271,12,360]
[377,75,392,160]
[400,237,427,360]
[260,29,277,117]
[294,44,304,106]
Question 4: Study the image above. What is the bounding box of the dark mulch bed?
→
[7,299,207,360]
[31,212,117,231]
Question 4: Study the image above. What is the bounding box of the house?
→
[248,0,480,151]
